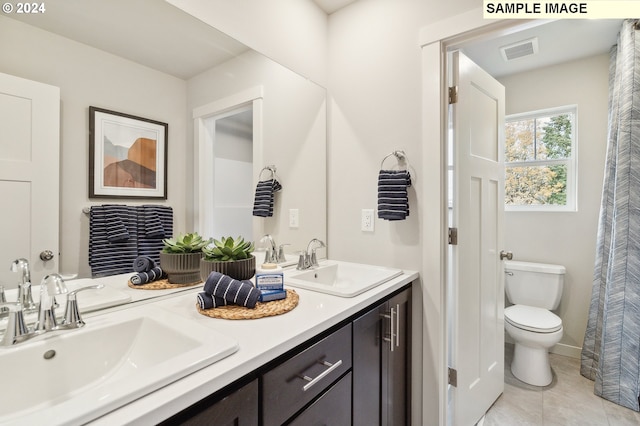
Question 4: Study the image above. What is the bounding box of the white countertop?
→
[83,267,418,425]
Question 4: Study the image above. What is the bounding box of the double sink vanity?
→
[0,260,418,425]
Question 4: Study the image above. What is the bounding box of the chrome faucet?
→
[0,274,103,346]
[297,238,326,270]
[262,234,278,264]
[34,274,67,332]
[10,258,36,312]
[261,234,290,264]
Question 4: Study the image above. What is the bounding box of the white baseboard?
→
[551,343,581,359]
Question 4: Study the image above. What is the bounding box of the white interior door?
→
[0,72,60,288]
[449,51,505,426]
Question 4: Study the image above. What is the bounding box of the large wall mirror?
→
[0,0,326,300]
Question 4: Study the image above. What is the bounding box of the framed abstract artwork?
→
[89,106,168,199]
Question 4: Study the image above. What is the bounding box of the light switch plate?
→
[289,209,299,228]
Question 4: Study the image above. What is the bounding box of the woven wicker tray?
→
[127,278,202,290]
[196,289,299,320]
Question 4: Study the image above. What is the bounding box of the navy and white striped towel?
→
[130,255,164,285]
[137,205,173,265]
[133,256,156,273]
[197,292,228,309]
[203,271,260,309]
[143,207,165,238]
[252,179,282,217]
[377,170,412,221]
[89,205,138,277]
[130,267,164,285]
[105,206,131,242]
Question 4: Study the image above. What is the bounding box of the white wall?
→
[326,0,476,270]
[166,0,328,86]
[0,16,188,278]
[499,53,610,357]
[327,1,478,424]
[187,50,327,255]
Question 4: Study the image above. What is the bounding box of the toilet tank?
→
[504,261,566,310]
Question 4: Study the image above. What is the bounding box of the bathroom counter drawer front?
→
[261,323,352,426]
[289,372,352,426]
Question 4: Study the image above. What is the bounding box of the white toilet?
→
[504,260,565,387]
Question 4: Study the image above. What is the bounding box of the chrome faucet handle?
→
[0,302,32,346]
[61,284,104,329]
[277,244,291,263]
[264,248,272,264]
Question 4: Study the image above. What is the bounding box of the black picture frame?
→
[89,106,168,199]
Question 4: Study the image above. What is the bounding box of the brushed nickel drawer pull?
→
[299,359,343,391]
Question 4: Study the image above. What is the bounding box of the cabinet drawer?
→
[262,324,352,426]
[289,372,352,426]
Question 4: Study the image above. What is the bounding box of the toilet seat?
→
[505,304,562,333]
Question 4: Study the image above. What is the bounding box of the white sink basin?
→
[285,260,403,297]
[0,305,238,425]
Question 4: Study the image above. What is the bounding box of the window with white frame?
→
[504,106,577,211]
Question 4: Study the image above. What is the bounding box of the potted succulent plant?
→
[200,236,256,281]
[160,232,211,284]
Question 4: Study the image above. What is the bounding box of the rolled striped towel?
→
[132,256,156,273]
[377,170,412,221]
[203,271,260,309]
[252,179,282,217]
[197,292,228,309]
[130,266,164,285]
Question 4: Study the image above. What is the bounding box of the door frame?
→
[419,10,546,425]
[192,86,264,239]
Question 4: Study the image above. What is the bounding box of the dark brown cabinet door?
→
[353,287,411,426]
[382,289,411,426]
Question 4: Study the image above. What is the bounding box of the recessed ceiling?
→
[462,19,622,78]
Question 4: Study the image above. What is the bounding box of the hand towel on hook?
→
[252,178,282,217]
[377,170,412,221]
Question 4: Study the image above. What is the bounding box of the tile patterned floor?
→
[483,344,640,425]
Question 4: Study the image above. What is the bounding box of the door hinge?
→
[448,227,458,245]
[448,86,458,104]
[448,367,458,387]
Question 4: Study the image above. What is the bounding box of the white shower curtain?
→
[581,19,640,411]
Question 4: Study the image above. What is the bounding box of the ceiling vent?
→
[500,37,539,61]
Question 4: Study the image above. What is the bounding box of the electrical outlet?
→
[289,208,299,228]
[361,209,374,232]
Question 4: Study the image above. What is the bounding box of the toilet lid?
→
[505,305,562,333]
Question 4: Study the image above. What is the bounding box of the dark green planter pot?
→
[160,252,203,284]
[200,256,256,282]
